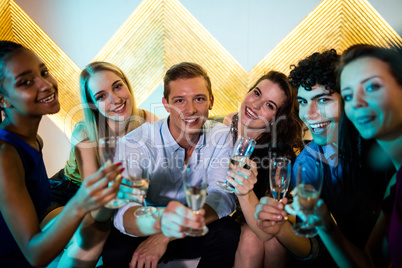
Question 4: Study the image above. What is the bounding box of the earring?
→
[0,99,10,109]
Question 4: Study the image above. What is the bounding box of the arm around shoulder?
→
[223,112,236,126]
[143,110,158,124]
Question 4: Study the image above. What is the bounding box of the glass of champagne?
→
[291,162,323,237]
[183,165,208,237]
[125,157,157,217]
[98,136,127,208]
[216,136,256,193]
[269,157,292,202]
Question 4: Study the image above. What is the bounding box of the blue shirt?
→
[292,141,390,266]
[114,118,236,235]
[291,141,340,188]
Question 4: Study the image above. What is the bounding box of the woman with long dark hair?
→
[224,70,303,267]
[313,44,402,267]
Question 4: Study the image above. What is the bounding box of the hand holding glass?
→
[125,157,157,217]
[216,136,256,193]
[98,136,127,208]
[183,165,208,236]
[291,163,323,237]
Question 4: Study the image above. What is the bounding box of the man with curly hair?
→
[254,49,391,267]
[289,49,341,147]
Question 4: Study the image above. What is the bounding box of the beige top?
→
[64,109,149,185]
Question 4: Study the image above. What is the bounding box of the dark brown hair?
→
[250,71,303,159]
[0,41,27,123]
[0,41,26,95]
[337,44,402,87]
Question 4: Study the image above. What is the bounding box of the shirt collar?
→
[161,117,206,152]
[322,143,338,160]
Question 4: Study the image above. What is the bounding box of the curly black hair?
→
[288,49,340,93]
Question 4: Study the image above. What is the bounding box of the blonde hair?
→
[79,61,145,142]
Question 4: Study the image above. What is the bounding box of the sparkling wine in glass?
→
[269,157,291,202]
[183,165,208,237]
[216,136,256,193]
[291,162,323,237]
[125,157,157,217]
[98,136,127,208]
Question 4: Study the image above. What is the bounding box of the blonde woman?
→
[59,61,157,267]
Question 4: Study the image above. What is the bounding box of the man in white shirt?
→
[102,62,239,268]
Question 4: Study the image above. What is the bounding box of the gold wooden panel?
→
[0,0,13,40]
[94,0,247,117]
[249,0,402,88]
[1,0,402,132]
[0,0,82,137]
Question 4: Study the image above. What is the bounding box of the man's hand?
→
[255,197,289,235]
[159,201,205,238]
[129,233,170,268]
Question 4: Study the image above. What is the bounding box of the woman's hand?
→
[226,158,258,196]
[70,162,123,216]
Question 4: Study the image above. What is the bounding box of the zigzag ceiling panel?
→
[1,0,402,134]
[249,0,402,88]
[94,0,247,117]
[0,0,82,137]
[0,0,12,40]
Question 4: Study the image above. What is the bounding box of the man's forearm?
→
[203,204,219,224]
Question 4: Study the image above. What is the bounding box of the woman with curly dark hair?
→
[223,70,303,267]
[254,49,393,267]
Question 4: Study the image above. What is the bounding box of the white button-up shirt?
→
[114,118,236,236]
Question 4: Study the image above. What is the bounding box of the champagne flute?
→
[269,157,291,202]
[216,136,256,193]
[125,157,157,217]
[291,162,323,237]
[183,165,208,237]
[98,136,127,208]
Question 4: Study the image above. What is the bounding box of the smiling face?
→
[1,49,60,117]
[87,70,133,122]
[341,57,402,141]
[162,76,213,143]
[240,79,286,130]
[297,84,342,146]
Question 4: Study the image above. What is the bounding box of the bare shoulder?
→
[223,112,236,126]
[0,139,22,167]
[143,109,158,124]
[0,140,25,197]
[75,140,99,180]
[75,140,97,159]
[71,122,89,145]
